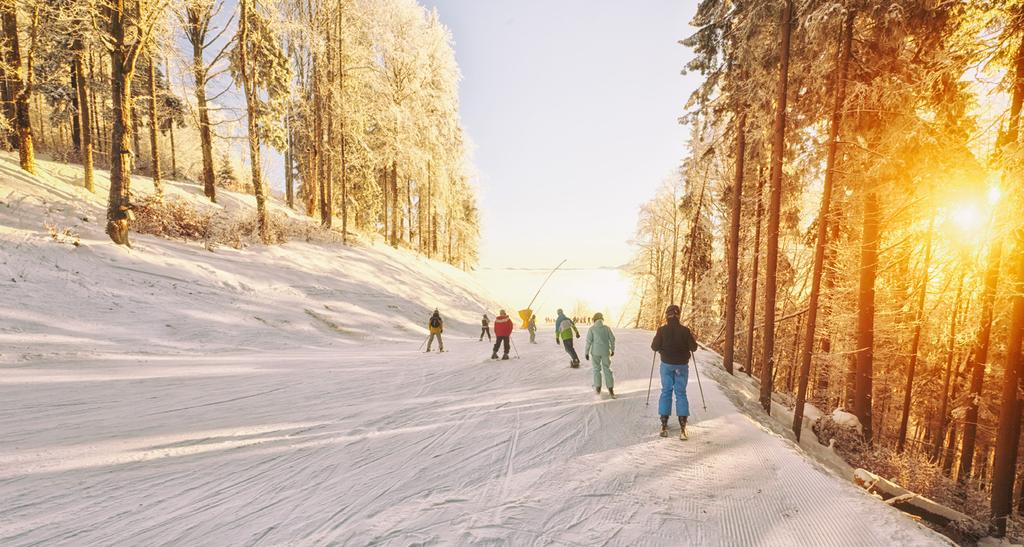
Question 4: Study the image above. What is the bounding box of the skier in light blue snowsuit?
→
[585,312,615,397]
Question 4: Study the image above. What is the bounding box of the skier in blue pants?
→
[651,304,699,439]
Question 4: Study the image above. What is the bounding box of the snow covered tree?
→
[231,0,290,243]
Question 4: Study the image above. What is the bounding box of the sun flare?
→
[950,202,982,234]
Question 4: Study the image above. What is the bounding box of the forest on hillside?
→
[0,0,479,268]
[630,0,1024,537]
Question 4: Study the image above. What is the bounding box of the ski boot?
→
[608,387,615,399]
[501,354,509,360]
[679,416,688,441]
[659,416,669,438]
[491,353,498,360]
[595,387,601,395]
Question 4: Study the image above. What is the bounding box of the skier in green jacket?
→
[555,309,581,366]
[585,312,616,397]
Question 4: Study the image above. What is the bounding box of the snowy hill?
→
[0,154,948,545]
[0,152,501,362]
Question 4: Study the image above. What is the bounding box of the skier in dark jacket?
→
[651,304,698,439]
[426,309,444,352]
[480,314,491,341]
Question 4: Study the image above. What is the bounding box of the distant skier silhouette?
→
[426,309,444,352]
[480,314,491,341]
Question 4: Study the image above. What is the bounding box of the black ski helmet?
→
[665,304,681,318]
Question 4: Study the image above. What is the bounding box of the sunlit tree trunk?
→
[2,4,35,174]
[854,188,880,442]
[760,0,795,413]
[238,0,270,243]
[187,7,216,201]
[106,0,137,245]
[723,111,746,375]
[991,228,1024,535]
[73,38,94,192]
[744,174,765,377]
[793,11,853,438]
[897,219,933,452]
[390,160,399,246]
[285,114,294,208]
[164,58,176,179]
[932,273,964,462]
[147,57,163,199]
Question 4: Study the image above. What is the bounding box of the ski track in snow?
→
[0,334,948,546]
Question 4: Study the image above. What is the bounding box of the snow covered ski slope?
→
[1,334,948,545]
[0,154,947,545]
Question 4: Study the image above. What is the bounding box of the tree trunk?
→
[813,215,842,408]
[990,229,1024,536]
[70,62,81,151]
[381,167,388,236]
[390,161,399,246]
[336,0,348,243]
[744,174,765,377]
[897,219,934,452]
[854,189,880,442]
[932,273,964,462]
[131,104,140,170]
[793,11,853,438]
[192,36,216,201]
[147,57,162,198]
[680,177,707,313]
[285,114,294,208]
[723,111,746,375]
[1,77,15,149]
[239,0,269,243]
[164,58,176,179]
[405,177,412,243]
[88,50,103,156]
[760,0,795,413]
[2,5,34,174]
[106,0,135,246]
[73,39,94,192]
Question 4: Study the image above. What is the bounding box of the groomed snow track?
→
[1,334,947,546]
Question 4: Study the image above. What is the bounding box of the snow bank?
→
[0,152,501,363]
[832,409,864,434]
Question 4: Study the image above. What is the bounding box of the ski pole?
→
[645,351,656,407]
[691,350,707,411]
[510,337,520,359]
[418,334,430,352]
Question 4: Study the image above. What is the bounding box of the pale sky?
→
[421,0,701,270]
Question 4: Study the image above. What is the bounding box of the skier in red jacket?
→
[491,310,514,360]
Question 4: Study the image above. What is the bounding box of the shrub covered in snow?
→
[132,194,349,249]
[133,196,214,240]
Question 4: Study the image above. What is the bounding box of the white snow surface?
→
[0,154,949,545]
[832,409,865,434]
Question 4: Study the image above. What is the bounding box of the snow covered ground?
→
[0,154,949,545]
